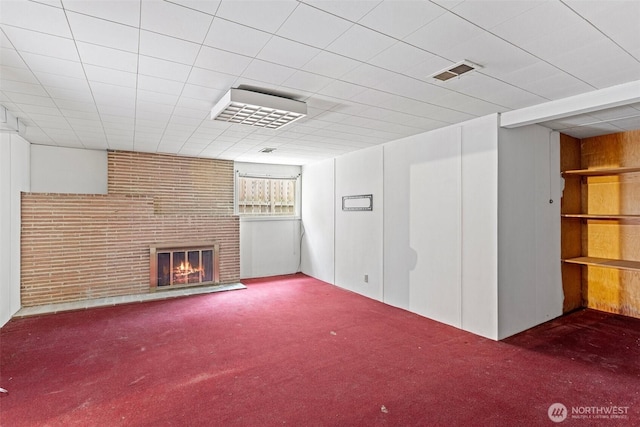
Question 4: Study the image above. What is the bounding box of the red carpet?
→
[1,274,638,426]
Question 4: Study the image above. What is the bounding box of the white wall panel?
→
[0,134,30,327]
[31,145,107,194]
[382,139,413,309]
[409,128,461,327]
[301,158,335,284]
[240,218,301,278]
[497,126,562,339]
[334,146,383,300]
[460,115,500,339]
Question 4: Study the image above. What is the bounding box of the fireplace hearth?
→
[150,242,220,289]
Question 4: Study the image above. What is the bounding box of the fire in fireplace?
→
[150,243,219,289]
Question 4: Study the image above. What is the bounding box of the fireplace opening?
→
[150,243,219,289]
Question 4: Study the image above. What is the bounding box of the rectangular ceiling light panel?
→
[211,89,307,130]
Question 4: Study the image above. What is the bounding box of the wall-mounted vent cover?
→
[259,147,277,153]
[430,60,481,82]
[211,89,306,130]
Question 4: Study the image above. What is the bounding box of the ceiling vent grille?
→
[211,89,306,130]
[431,60,480,82]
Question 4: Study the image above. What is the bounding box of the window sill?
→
[239,216,301,222]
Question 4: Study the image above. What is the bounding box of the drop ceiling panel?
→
[326,25,396,63]
[136,90,179,106]
[66,12,139,52]
[63,0,140,26]
[240,60,296,86]
[1,48,28,69]
[139,31,201,65]
[186,68,237,91]
[256,37,321,69]
[140,0,213,43]
[301,51,361,79]
[1,0,638,165]
[76,42,138,73]
[137,75,185,96]
[203,19,271,57]
[1,80,49,97]
[317,80,368,100]
[303,0,380,22]
[443,33,539,79]
[2,26,79,60]
[276,4,352,49]
[181,85,223,103]
[138,56,192,82]
[216,0,297,33]
[358,0,445,39]
[170,0,221,15]
[564,0,640,57]
[21,53,84,79]
[368,43,443,75]
[84,64,136,88]
[449,0,544,30]
[282,71,333,93]
[0,0,72,37]
[403,12,486,57]
[491,1,581,47]
[195,46,253,75]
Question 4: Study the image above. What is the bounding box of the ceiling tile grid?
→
[1,0,639,165]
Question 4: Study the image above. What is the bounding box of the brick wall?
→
[21,151,240,307]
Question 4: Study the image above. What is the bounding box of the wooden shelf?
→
[562,214,640,221]
[562,166,640,176]
[563,257,640,272]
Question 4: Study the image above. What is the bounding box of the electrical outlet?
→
[364,274,368,283]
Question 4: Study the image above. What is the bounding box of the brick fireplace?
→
[21,151,240,307]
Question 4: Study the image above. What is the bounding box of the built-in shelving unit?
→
[560,130,640,319]
[562,166,640,176]
[561,214,640,221]
[563,256,640,272]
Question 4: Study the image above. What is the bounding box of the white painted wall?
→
[31,145,107,194]
[334,146,384,300]
[460,116,499,338]
[235,162,302,279]
[240,218,301,278]
[408,126,462,328]
[0,134,30,327]
[497,126,563,339]
[300,158,334,284]
[383,115,499,336]
[302,114,561,340]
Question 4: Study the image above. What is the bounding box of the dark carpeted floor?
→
[1,273,638,426]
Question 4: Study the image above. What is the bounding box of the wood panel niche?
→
[560,130,640,318]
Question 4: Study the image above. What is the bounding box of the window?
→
[236,175,299,216]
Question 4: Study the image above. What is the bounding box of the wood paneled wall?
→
[21,151,239,307]
[561,130,640,318]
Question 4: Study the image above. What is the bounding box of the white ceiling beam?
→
[500,80,640,128]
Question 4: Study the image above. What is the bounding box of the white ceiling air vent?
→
[211,88,307,130]
[430,60,481,82]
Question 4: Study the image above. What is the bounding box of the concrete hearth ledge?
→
[15,283,246,318]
